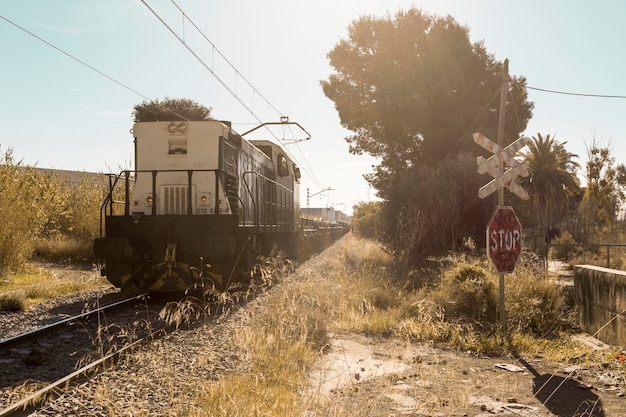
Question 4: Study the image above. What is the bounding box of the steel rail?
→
[0,293,149,351]
[0,324,171,417]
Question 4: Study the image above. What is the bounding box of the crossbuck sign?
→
[473,133,530,200]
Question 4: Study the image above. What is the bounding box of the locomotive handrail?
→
[99,171,134,238]
[132,168,227,217]
[99,168,231,237]
[100,168,298,236]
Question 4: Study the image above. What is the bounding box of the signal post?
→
[475,59,530,335]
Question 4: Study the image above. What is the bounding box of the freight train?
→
[94,119,347,292]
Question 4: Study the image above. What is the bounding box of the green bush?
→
[434,262,497,324]
[505,275,566,335]
[351,201,384,240]
[550,230,579,259]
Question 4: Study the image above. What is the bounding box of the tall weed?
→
[0,148,104,272]
[0,150,50,273]
[506,253,568,336]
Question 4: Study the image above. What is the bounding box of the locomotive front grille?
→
[162,185,192,214]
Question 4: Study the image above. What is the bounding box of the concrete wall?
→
[574,265,626,348]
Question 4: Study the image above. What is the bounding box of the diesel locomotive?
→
[94,119,307,292]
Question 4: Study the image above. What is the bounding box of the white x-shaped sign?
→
[473,133,530,200]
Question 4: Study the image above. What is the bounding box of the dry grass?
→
[8,234,598,415]
[0,263,108,311]
[104,233,581,416]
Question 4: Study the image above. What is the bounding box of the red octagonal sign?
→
[486,206,522,273]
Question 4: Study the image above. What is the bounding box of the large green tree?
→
[321,8,534,199]
[321,8,533,260]
[520,133,580,230]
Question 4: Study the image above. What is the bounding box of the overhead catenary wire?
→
[139,0,267,127]
[527,86,626,99]
[0,8,330,193]
[167,0,284,120]
[0,15,149,103]
[0,15,189,121]
[141,0,329,192]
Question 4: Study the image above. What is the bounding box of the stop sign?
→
[486,206,522,273]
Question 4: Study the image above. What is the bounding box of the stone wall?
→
[574,265,626,348]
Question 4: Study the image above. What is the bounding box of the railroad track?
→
[0,256,292,415]
[0,294,149,351]
[0,327,172,417]
[0,293,171,416]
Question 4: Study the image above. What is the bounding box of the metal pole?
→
[497,58,509,335]
[497,59,508,207]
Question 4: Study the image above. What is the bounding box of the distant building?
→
[301,207,350,224]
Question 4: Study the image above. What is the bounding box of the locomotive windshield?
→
[277,154,289,177]
[168,139,187,155]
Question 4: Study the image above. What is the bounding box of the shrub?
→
[434,262,498,324]
[0,292,26,312]
[0,148,105,270]
[40,172,103,242]
[351,201,384,240]
[550,230,579,259]
[506,254,569,336]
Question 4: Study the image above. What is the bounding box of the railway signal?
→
[474,133,530,200]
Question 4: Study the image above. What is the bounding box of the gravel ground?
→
[30,307,245,416]
[0,286,124,341]
[0,263,127,341]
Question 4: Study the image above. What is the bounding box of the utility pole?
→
[497,58,509,335]
[307,187,333,208]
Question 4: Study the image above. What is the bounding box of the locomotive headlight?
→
[198,192,211,205]
[167,122,188,135]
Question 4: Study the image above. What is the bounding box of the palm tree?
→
[521,133,581,233]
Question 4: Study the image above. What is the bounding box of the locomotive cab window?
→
[277,154,289,177]
[293,164,301,182]
[168,139,187,155]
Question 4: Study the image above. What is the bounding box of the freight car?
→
[94,119,338,292]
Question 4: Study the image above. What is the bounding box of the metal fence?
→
[549,243,626,269]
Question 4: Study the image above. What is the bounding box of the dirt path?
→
[305,333,625,416]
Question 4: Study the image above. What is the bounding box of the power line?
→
[0,15,150,102]
[527,86,626,99]
[140,0,268,127]
[168,0,284,120]
[0,14,193,121]
[142,0,328,191]
[1,9,328,191]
